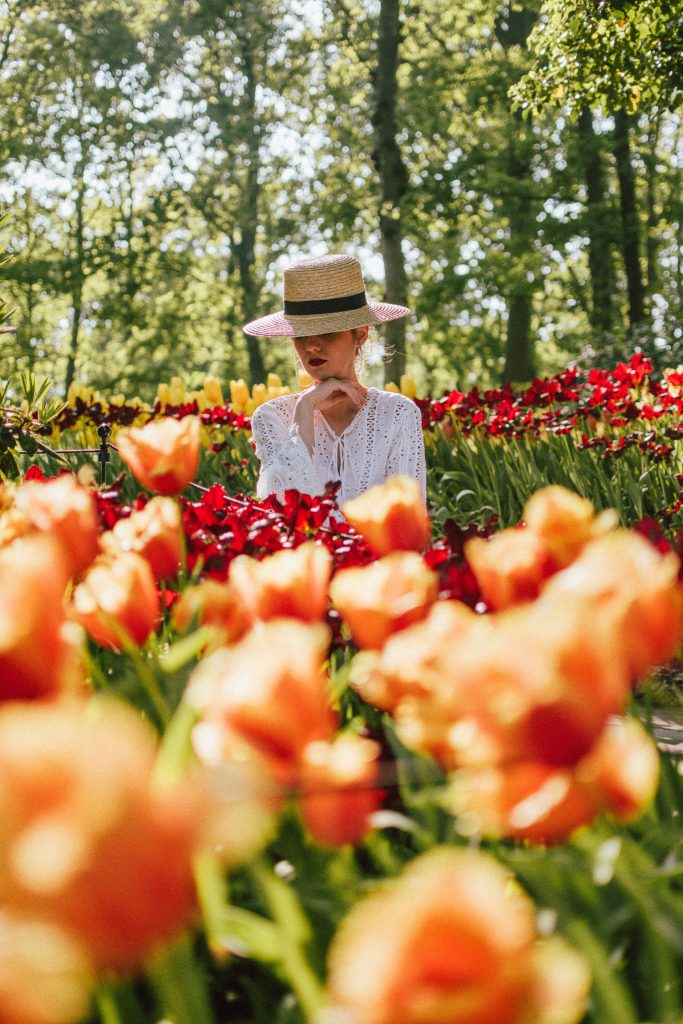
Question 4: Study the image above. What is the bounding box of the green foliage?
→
[0,372,66,478]
[512,0,683,115]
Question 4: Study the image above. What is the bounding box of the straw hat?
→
[243,253,410,337]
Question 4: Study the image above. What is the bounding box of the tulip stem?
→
[148,933,215,1024]
[250,860,326,1022]
[95,986,124,1024]
[125,641,171,726]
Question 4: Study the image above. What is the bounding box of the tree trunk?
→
[496,4,538,383]
[370,0,409,385]
[64,151,87,396]
[234,12,266,387]
[576,107,618,336]
[643,110,661,296]
[613,108,645,328]
[505,292,533,381]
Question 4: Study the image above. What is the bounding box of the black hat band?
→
[284,291,367,316]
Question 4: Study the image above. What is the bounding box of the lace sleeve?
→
[386,397,427,500]
[251,400,322,498]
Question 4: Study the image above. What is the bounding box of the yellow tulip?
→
[267,372,282,389]
[155,383,172,406]
[203,376,224,406]
[251,383,267,407]
[230,379,250,410]
[169,376,185,405]
[298,370,313,389]
[400,373,417,399]
[385,381,399,393]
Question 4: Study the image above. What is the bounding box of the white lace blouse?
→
[251,387,427,505]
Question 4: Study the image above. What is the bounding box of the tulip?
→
[189,619,334,785]
[330,551,438,649]
[327,847,590,1024]
[229,542,332,625]
[0,913,95,1024]
[399,372,417,398]
[349,600,476,713]
[12,474,100,578]
[342,476,431,556]
[465,526,556,609]
[542,530,683,682]
[298,733,382,846]
[116,416,201,495]
[70,552,160,650]
[522,485,617,568]
[0,699,208,971]
[448,716,659,844]
[576,715,660,822]
[0,535,84,702]
[99,495,184,581]
[230,378,250,410]
[172,578,247,645]
[203,375,224,406]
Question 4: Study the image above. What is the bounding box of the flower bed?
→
[1,363,683,1024]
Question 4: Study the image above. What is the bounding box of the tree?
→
[370,0,410,382]
[511,0,683,115]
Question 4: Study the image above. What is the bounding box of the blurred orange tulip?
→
[330,551,438,649]
[342,476,430,556]
[189,619,334,785]
[448,716,659,844]
[116,416,201,495]
[0,699,207,971]
[542,530,683,681]
[522,485,617,568]
[298,733,382,847]
[12,474,100,578]
[464,527,555,610]
[229,541,332,625]
[327,847,590,1024]
[172,578,247,645]
[100,495,184,581]
[0,535,84,702]
[350,600,476,713]
[0,913,95,1024]
[70,552,160,650]
[576,715,660,822]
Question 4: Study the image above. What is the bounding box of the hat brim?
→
[243,301,410,337]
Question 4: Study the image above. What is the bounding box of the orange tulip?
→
[172,578,247,645]
[0,699,207,971]
[0,913,95,1024]
[229,541,332,625]
[464,527,555,610]
[449,761,598,845]
[116,415,201,495]
[12,474,100,578]
[70,552,160,650]
[349,600,476,713]
[100,495,184,581]
[189,619,335,785]
[298,733,382,847]
[0,535,84,702]
[330,551,438,649]
[327,848,590,1024]
[576,715,660,822]
[542,530,683,681]
[342,476,431,556]
[522,485,617,568]
[448,716,659,844]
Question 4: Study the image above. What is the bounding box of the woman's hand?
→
[294,378,366,452]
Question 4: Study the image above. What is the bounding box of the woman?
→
[244,253,426,506]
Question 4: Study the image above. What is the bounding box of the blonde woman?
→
[244,254,426,505]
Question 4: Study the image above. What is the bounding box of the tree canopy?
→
[0,0,681,397]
